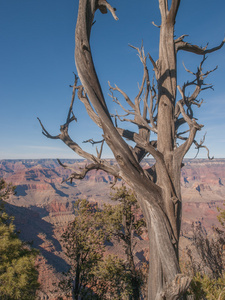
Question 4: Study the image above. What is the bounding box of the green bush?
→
[0,179,39,300]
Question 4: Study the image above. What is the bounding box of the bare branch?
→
[182,61,195,75]
[152,21,160,28]
[175,56,218,126]
[37,117,60,139]
[109,47,158,134]
[66,74,79,127]
[129,44,149,114]
[176,37,225,54]
[174,96,204,161]
[37,74,106,167]
[96,140,104,159]
[116,127,156,162]
[176,101,194,128]
[83,138,104,145]
[168,0,181,23]
[77,86,102,127]
[117,115,156,133]
[126,45,158,135]
[148,53,158,80]
[116,127,138,143]
[83,138,105,159]
[177,129,190,139]
[174,34,189,44]
[193,133,214,160]
[60,132,97,161]
[174,118,203,164]
[57,158,120,183]
[108,82,135,110]
[98,0,119,20]
[108,84,135,117]
[75,0,162,200]
[131,134,162,164]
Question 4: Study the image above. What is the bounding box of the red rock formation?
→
[1,158,225,299]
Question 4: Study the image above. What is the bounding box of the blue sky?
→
[0,0,224,159]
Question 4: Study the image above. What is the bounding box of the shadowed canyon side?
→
[0,158,225,299]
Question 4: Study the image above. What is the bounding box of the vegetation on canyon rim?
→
[38,0,225,298]
[183,208,225,299]
[58,186,147,299]
[59,186,225,299]
[1,177,225,299]
[0,179,39,300]
[55,184,225,299]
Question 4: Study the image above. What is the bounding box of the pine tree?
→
[59,199,105,300]
[102,186,147,299]
[0,179,39,300]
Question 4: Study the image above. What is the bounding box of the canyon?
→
[1,158,225,299]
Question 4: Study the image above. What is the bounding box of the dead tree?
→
[38,0,225,299]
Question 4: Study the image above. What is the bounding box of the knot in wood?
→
[160,274,192,300]
[104,134,111,145]
[172,196,179,204]
[60,124,67,132]
[116,155,124,166]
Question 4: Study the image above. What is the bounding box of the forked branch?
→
[57,159,120,183]
[38,74,120,180]
[175,56,217,130]
[176,36,225,54]
[174,99,203,161]
[109,45,157,135]
[194,133,214,160]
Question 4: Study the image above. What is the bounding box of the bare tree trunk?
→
[73,1,190,298]
[137,193,186,300]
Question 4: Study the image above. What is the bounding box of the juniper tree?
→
[39,1,225,298]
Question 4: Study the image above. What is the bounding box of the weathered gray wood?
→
[73,1,224,299]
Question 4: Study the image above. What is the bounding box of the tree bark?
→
[74,1,190,299]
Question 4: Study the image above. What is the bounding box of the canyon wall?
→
[1,158,225,299]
